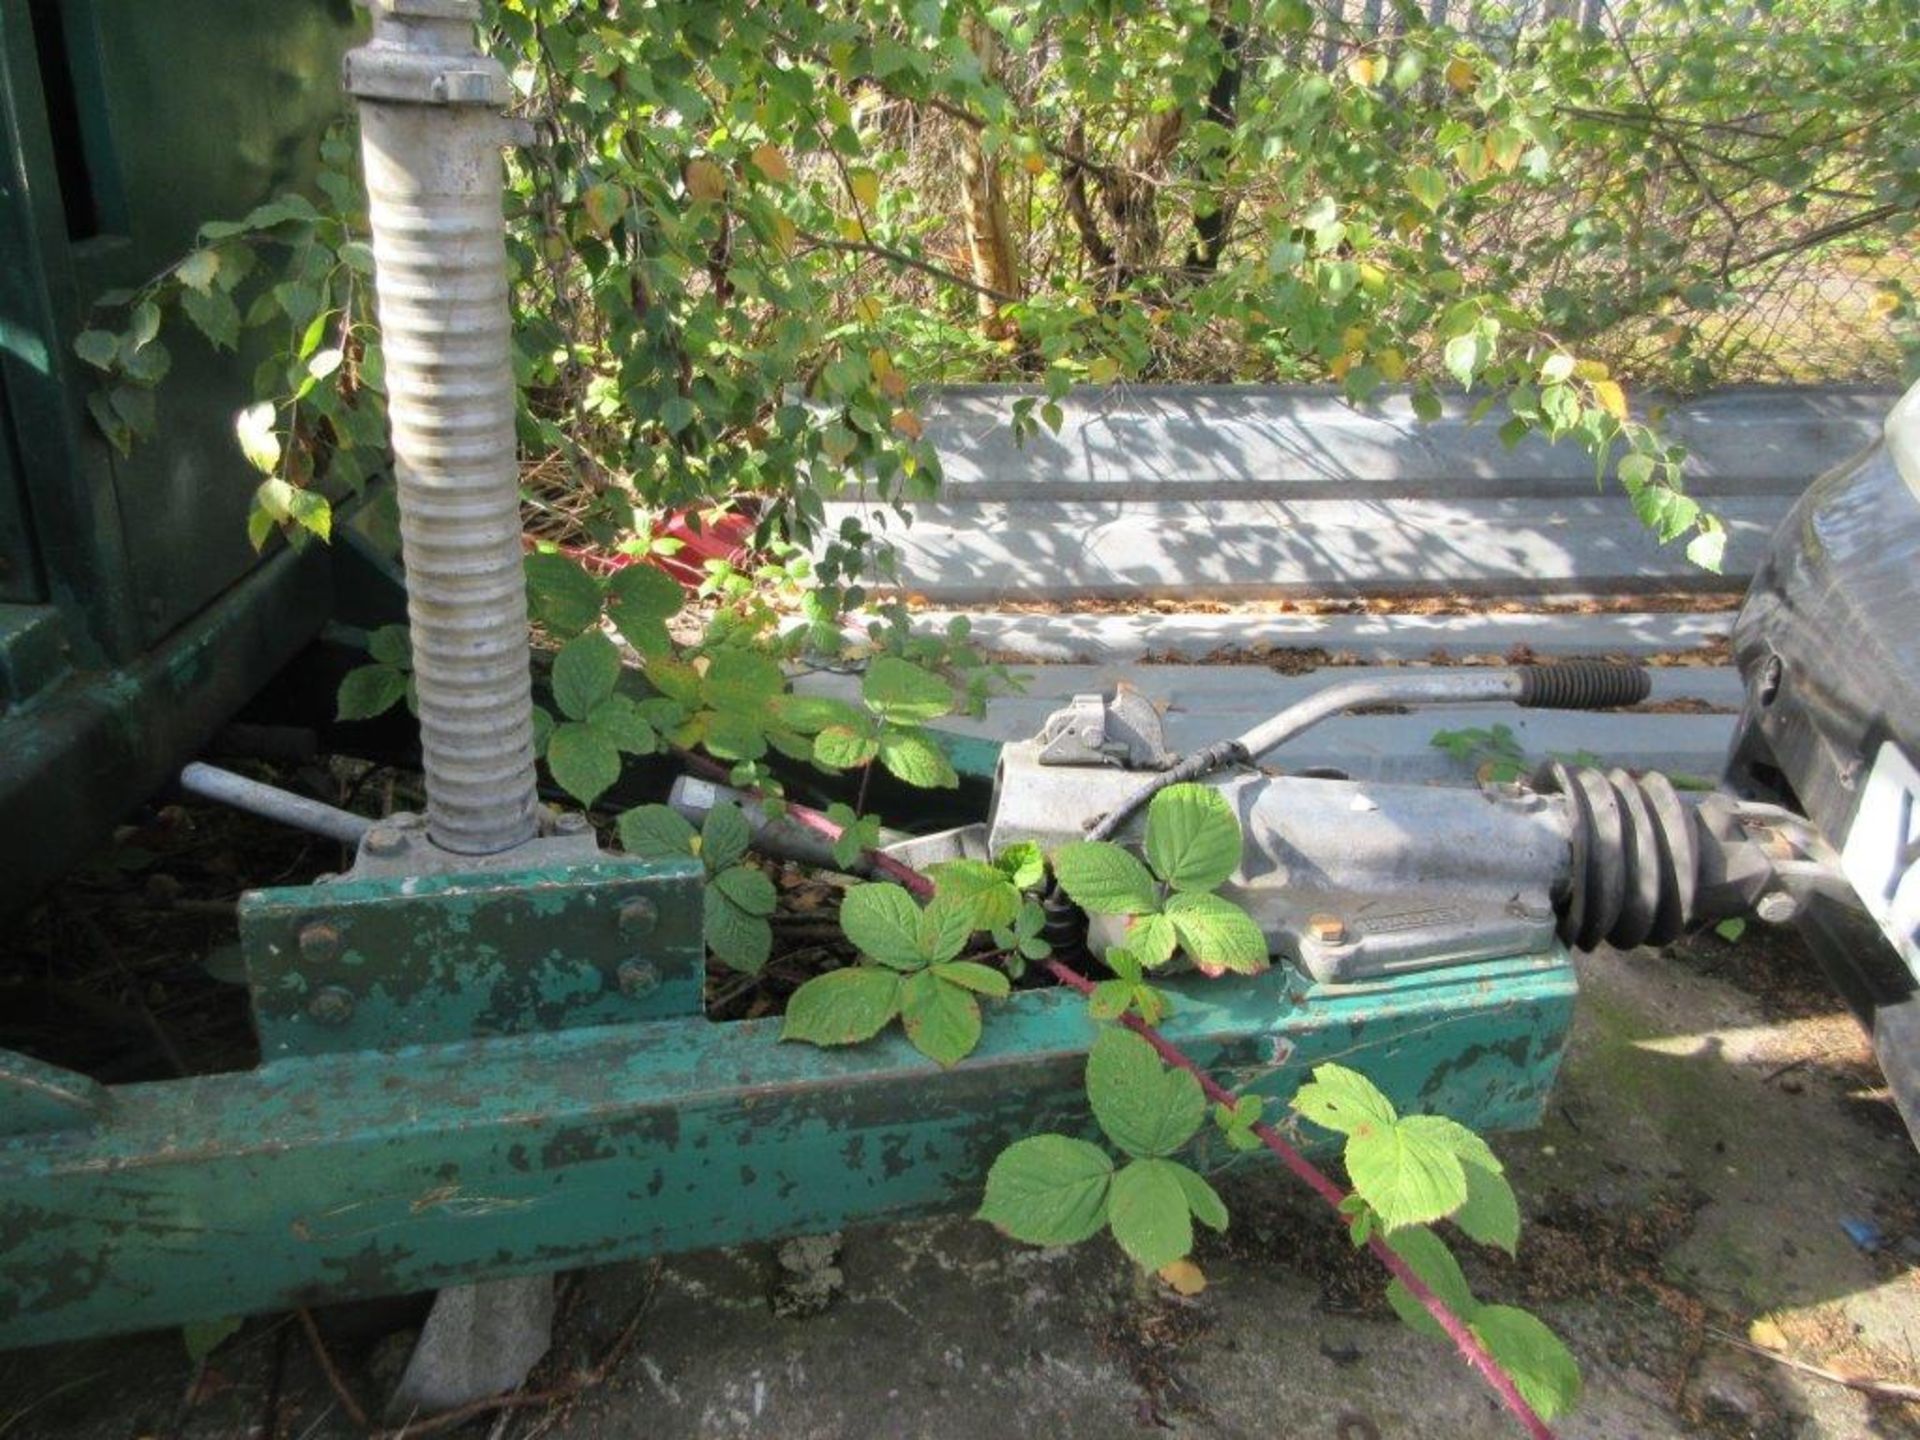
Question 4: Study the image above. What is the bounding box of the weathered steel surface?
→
[0,538,333,915]
[240,858,707,1058]
[0,1052,107,1136]
[0,954,1575,1348]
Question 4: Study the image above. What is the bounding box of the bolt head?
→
[618,898,658,937]
[1306,913,1348,945]
[617,961,659,999]
[308,986,355,1025]
[365,825,406,857]
[298,923,341,963]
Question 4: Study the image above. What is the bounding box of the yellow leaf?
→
[879,368,908,401]
[683,158,727,204]
[1021,151,1046,176]
[837,215,866,242]
[1573,358,1611,381]
[1592,379,1629,422]
[848,169,881,209]
[1329,351,1357,381]
[1347,54,1383,87]
[890,408,923,440]
[1452,140,1490,183]
[1378,347,1406,381]
[1342,324,1370,353]
[749,143,791,184]
[1445,57,1476,93]
[582,182,626,237]
[868,348,895,380]
[1158,1259,1206,1295]
[853,296,884,324]
[1748,1318,1787,1352]
[1487,127,1525,173]
[1086,355,1120,385]
[770,213,797,256]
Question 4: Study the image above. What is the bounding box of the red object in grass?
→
[646,506,757,586]
[534,506,758,590]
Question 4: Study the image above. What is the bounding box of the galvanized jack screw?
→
[344,0,551,1412]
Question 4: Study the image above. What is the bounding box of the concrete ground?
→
[4,934,1917,1440]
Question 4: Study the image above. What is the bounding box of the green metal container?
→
[0,0,361,910]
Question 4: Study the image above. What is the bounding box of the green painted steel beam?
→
[240,857,708,1058]
[0,953,1574,1348]
[0,535,332,914]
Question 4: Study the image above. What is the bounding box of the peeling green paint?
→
[0,951,1574,1347]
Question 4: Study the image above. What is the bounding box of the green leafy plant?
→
[1295,1064,1579,1420]
[808,655,962,790]
[1050,783,1266,976]
[781,882,1009,1065]
[335,624,414,722]
[619,802,776,973]
[74,126,381,549]
[980,1027,1227,1271]
[925,842,1053,973]
[1430,723,1601,785]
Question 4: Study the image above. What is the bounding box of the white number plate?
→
[1840,742,1920,979]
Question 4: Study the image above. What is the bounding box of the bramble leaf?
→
[899,968,982,1066]
[862,655,953,723]
[815,724,880,770]
[1345,1116,1469,1231]
[712,863,776,917]
[703,887,772,973]
[552,632,622,721]
[1290,1062,1398,1137]
[932,960,1010,996]
[916,895,974,964]
[1470,1306,1582,1419]
[878,727,958,789]
[994,841,1046,889]
[1086,1027,1206,1159]
[770,694,865,734]
[782,965,902,1046]
[588,695,658,755]
[1384,1224,1477,1340]
[701,802,752,873]
[368,625,411,667]
[1052,842,1158,916]
[1125,912,1179,967]
[928,859,1020,932]
[547,722,620,807]
[607,563,684,625]
[619,804,697,860]
[702,649,786,709]
[838,882,927,969]
[1171,1162,1229,1232]
[978,1135,1114,1246]
[1165,892,1268,974]
[1454,1160,1522,1255]
[336,664,407,721]
[525,552,603,635]
[1144,784,1242,892]
[1108,1158,1194,1270]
